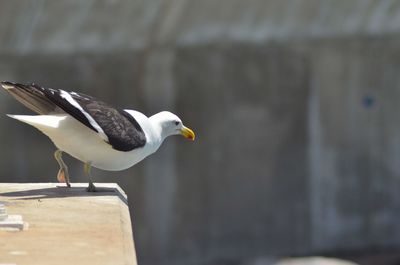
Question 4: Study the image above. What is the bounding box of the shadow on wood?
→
[0,185,128,205]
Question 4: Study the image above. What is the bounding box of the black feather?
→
[3,82,147,152]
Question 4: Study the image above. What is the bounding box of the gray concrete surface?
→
[1,0,400,53]
[0,1,400,265]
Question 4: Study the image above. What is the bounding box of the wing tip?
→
[1,81,17,90]
[1,81,40,90]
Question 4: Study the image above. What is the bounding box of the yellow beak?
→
[180,126,195,141]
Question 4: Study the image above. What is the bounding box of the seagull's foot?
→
[86,182,97,192]
[57,168,71,188]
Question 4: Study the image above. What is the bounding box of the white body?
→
[9,110,162,171]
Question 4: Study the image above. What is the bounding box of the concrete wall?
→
[1,1,400,265]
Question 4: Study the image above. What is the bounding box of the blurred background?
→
[1,1,400,265]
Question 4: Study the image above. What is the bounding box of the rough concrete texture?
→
[1,0,400,53]
[0,1,400,265]
[0,183,137,265]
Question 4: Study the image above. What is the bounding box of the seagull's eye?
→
[175,121,180,126]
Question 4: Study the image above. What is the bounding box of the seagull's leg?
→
[84,162,96,192]
[54,150,71,188]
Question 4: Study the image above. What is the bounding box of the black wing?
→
[3,82,147,152]
[68,92,147,151]
[1,81,62,114]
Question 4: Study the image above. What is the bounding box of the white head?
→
[150,111,195,142]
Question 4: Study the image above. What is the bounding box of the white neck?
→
[124,110,162,153]
[124,110,179,154]
[149,113,168,142]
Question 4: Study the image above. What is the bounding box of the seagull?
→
[1,81,195,192]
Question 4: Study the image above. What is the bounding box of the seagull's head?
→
[151,111,195,141]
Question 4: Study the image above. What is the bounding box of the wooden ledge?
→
[0,183,137,265]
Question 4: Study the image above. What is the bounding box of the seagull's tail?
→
[7,114,67,129]
[1,81,57,115]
